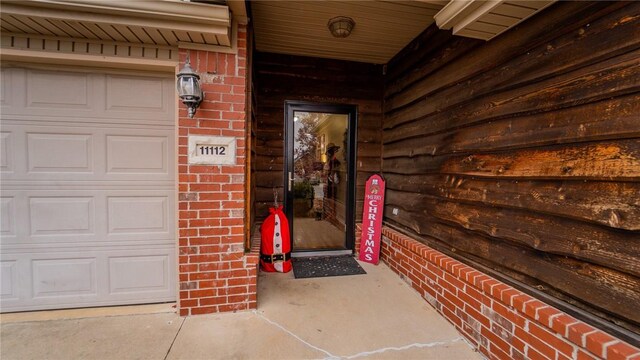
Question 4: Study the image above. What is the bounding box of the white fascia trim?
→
[435,0,502,31]
[9,0,230,26]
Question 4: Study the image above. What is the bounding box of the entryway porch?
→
[0,260,479,360]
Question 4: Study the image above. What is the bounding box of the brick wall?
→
[177,25,259,316]
[356,226,640,360]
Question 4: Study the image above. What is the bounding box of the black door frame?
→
[284,101,358,253]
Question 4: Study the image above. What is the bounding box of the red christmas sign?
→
[358,174,385,264]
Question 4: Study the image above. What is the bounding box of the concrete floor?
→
[1,261,481,360]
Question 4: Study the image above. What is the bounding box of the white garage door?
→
[0,65,176,312]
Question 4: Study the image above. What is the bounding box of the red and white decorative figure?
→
[260,206,292,272]
[358,174,385,264]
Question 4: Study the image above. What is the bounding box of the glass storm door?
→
[285,102,357,253]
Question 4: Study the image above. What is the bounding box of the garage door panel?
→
[1,190,174,247]
[1,124,173,181]
[27,133,93,173]
[106,135,168,174]
[0,260,18,300]
[32,258,97,298]
[0,131,14,172]
[2,68,174,124]
[0,67,176,311]
[0,197,17,237]
[107,196,168,234]
[1,68,14,107]
[106,75,169,113]
[0,246,175,311]
[108,255,169,294]
[26,70,92,110]
[29,196,95,236]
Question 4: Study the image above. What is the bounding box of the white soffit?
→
[250,1,448,64]
[0,0,232,47]
[433,0,556,41]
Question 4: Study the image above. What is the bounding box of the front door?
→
[285,102,357,253]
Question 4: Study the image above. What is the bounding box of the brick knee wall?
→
[356,225,640,359]
[177,25,259,316]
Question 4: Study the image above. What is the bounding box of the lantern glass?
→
[177,75,201,100]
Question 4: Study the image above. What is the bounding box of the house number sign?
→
[188,135,236,165]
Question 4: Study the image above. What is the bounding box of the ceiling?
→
[250,0,555,64]
[251,1,447,64]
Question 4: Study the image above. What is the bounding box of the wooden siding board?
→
[383,94,640,157]
[386,190,640,277]
[384,173,640,231]
[385,50,640,139]
[384,1,633,114]
[382,1,640,333]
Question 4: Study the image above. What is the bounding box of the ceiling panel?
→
[252,0,556,63]
[251,1,445,64]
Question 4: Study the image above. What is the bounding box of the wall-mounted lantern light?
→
[176,55,203,118]
[328,16,355,38]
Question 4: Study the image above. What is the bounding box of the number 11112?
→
[199,145,226,155]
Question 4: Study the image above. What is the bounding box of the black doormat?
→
[292,255,367,279]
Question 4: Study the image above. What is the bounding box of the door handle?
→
[288,172,294,192]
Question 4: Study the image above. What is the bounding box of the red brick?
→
[466,285,491,306]
[536,306,562,327]
[220,286,248,296]
[515,325,556,360]
[199,280,225,288]
[529,322,574,357]
[438,291,463,313]
[189,219,221,228]
[221,94,245,103]
[499,288,520,305]
[189,255,220,263]
[488,342,512,360]
[188,165,220,174]
[481,325,511,354]
[492,301,526,328]
[199,228,230,236]
[199,296,226,306]
[190,306,218,315]
[189,272,217,282]
[551,314,579,337]
[512,294,534,312]
[606,342,640,360]
[180,299,198,308]
[466,305,491,328]
[199,210,229,218]
[458,289,482,311]
[199,193,230,201]
[228,295,249,304]
[526,347,550,360]
[523,300,547,319]
[190,288,217,298]
[228,277,249,286]
[585,331,618,358]
[576,350,598,360]
[180,264,197,273]
[441,306,462,327]
[481,278,500,295]
[567,323,596,346]
[437,276,459,296]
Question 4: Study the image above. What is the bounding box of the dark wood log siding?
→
[382,1,640,332]
[254,52,383,224]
